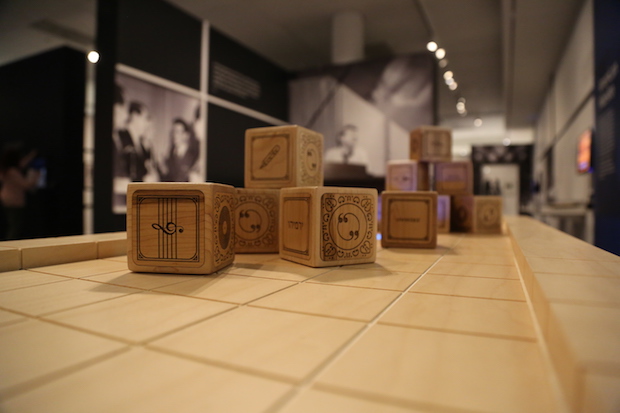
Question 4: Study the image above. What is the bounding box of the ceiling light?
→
[87,50,99,63]
[449,82,458,90]
[474,118,483,127]
[459,110,468,117]
[435,48,446,59]
[426,41,438,52]
[503,137,512,146]
[445,77,454,86]
[443,71,453,80]
[458,97,466,104]
[439,59,448,68]
[456,102,466,112]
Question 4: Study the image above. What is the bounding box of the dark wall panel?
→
[0,47,85,238]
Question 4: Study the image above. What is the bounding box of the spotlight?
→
[443,71,454,80]
[87,51,100,63]
[426,41,438,52]
[449,82,458,90]
[438,59,448,68]
[503,137,512,146]
[474,118,483,127]
[435,48,446,59]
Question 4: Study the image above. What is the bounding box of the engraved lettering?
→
[288,221,304,229]
[396,218,421,223]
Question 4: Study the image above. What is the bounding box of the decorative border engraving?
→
[321,193,374,261]
[135,192,201,263]
[299,131,322,185]
[387,198,431,241]
[250,133,290,181]
[213,192,235,266]
[236,194,277,248]
[282,196,311,256]
[477,200,500,229]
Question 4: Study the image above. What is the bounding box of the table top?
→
[0,217,618,412]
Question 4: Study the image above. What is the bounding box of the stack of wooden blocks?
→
[382,126,503,250]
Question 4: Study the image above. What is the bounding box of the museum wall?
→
[0,47,85,239]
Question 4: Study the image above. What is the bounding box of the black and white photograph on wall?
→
[112,70,204,213]
[289,53,434,180]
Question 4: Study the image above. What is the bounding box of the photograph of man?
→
[114,101,155,182]
[158,118,200,182]
[325,124,369,167]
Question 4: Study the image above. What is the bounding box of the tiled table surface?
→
[0,219,617,412]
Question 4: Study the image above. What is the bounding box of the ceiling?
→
[0,0,585,131]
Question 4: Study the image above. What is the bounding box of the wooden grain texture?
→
[381,191,438,249]
[409,126,452,162]
[235,188,279,253]
[434,161,474,195]
[280,186,377,267]
[127,182,235,274]
[385,160,430,191]
[244,125,323,189]
[451,195,503,233]
[437,195,451,233]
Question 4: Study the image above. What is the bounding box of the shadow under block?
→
[234,188,279,253]
[244,125,324,189]
[409,126,452,162]
[127,182,236,274]
[434,161,474,195]
[385,160,430,191]
[451,195,503,233]
[280,186,377,267]
[437,195,451,233]
[381,191,438,248]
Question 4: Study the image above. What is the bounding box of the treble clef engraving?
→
[152,222,184,235]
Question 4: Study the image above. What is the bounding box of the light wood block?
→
[385,160,429,191]
[235,188,279,253]
[127,182,236,275]
[434,161,474,195]
[280,186,377,267]
[437,195,451,233]
[409,126,452,162]
[244,125,323,189]
[381,191,437,249]
[451,195,503,233]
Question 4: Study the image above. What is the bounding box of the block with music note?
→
[280,186,377,267]
[244,125,323,189]
[234,188,279,253]
[451,195,503,234]
[126,182,236,274]
[381,191,438,248]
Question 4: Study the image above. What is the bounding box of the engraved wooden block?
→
[434,161,473,195]
[245,125,323,189]
[385,160,430,191]
[234,188,279,253]
[409,126,452,162]
[381,191,437,248]
[127,182,235,274]
[451,195,503,233]
[280,186,377,267]
[437,195,451,233]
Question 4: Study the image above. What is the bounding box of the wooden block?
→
[409,126,452,162]
[385,160,430,191]
[437,195,451,233]
[434,161,473,195]
[234,188,279,253]
[127,182,235,274]
[245,125,323,189]
[451,195,503,233]
[280,186,377,267]
[381,191,437,248]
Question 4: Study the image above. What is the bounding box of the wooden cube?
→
[381,191,437,248]
[451,195,503,233]
[409,126,452,162]
[234,188,279,253]
[127,182,235,274]
[280,186,377,267]
[385,160,430,191]
[437,195,451,233]
[245,125,323,189]
[434,161,473,195]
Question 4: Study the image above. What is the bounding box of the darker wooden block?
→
[434,161,473,195]
[127,182,235,274]
[385,160,430,191]
[409,126,452,162]
[280,186,377,267]
[234,188,279,253]
[381,191,438,248]
[451,195,503,233]
[245,125,323,189]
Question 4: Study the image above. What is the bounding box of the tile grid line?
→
[264,235,466,413]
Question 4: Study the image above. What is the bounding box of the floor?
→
[0,232,562,412]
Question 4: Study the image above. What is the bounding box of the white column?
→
[331,11,364,65]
